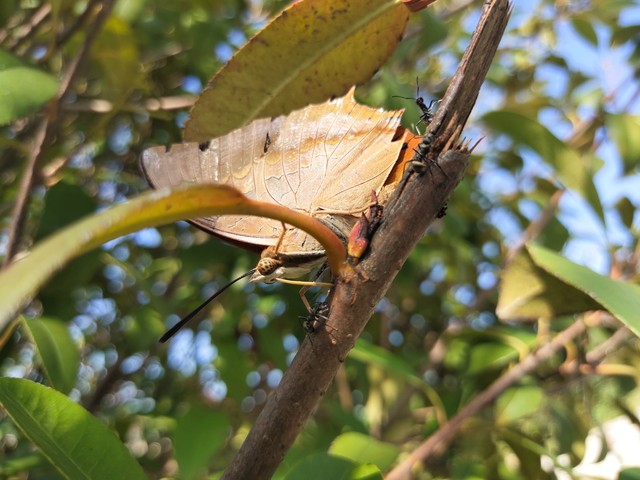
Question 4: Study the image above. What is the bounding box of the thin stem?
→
[385,319,588,480]
[2,0,116,268]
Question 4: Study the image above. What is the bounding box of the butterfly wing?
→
[140,89,405,255]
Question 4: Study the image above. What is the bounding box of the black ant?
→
[299,301,330,335]
[393,78,440,127]
[298,301,338,345]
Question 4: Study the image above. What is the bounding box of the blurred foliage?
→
[1,0,640,479]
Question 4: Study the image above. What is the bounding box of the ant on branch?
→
[393,78,440,128]
[298,301,339,345]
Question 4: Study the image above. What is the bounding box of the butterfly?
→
[141,88,409,340]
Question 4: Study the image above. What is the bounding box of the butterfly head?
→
[249,245,326,284]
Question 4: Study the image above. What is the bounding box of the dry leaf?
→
[142,88,408,281]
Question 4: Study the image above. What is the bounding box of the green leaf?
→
[0,184,346,334]
[0,378,145,480]
[35,182,98,241]
[0,49,58,124]
[416,10,448,48]
[184,0,411,141]
[571,16,598,46]
[496,246,600,321]
[351,339,423,386]
[351,340,447,419]
[174,405,230,480]
[615,196,635,230]
[90,17,146,101]
[497,244,640,337]
[215,341,254,399]
[0,48,28,69]
[620,467,640,480]
[0,67,58,125]
[121,306,166,353]
[35,183,102,309]
[482,110,604,223]
[284,453,382,480]
[496,385,543,424]
[608,113,640,174]
[329,432,400,472]
[0,452,64,478]
[23,317,80,394]
[611,25,640,46]
[465,342,519,374]
[527,243,640,336]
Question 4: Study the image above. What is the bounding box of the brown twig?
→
[2,119,49,266]
[55,0,103,49]
[2,0,116,268]
[0,9,26,44]
[388,315,634,478]
[221,1,511,478]
[62,96,197,113]
[4,4,51,51]
[386,318,587,479]
[585,326,632,365]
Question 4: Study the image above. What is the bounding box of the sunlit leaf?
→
[496,247,600,321]
[0,184,346,335]
[184,0,411,141]
[497,244,640,337]
[329,432,400,471]
[23,317,80,394]
[0,50,58,124]
[527,244,640,336]
[0,378,146,480]
[496,385,543,424]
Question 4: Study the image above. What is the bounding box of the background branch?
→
[386,319,588,479]
[388,311,635,479]
[2,0,116,267]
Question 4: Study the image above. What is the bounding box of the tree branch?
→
[386,318,587,479]
[222,1,511,478]
[2,4,51,51]
[2,0,116,268]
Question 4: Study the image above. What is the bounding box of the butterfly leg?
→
[297,263,330,312]
[274,221,287,253]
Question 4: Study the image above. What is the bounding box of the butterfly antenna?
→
[159,268,256,343]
